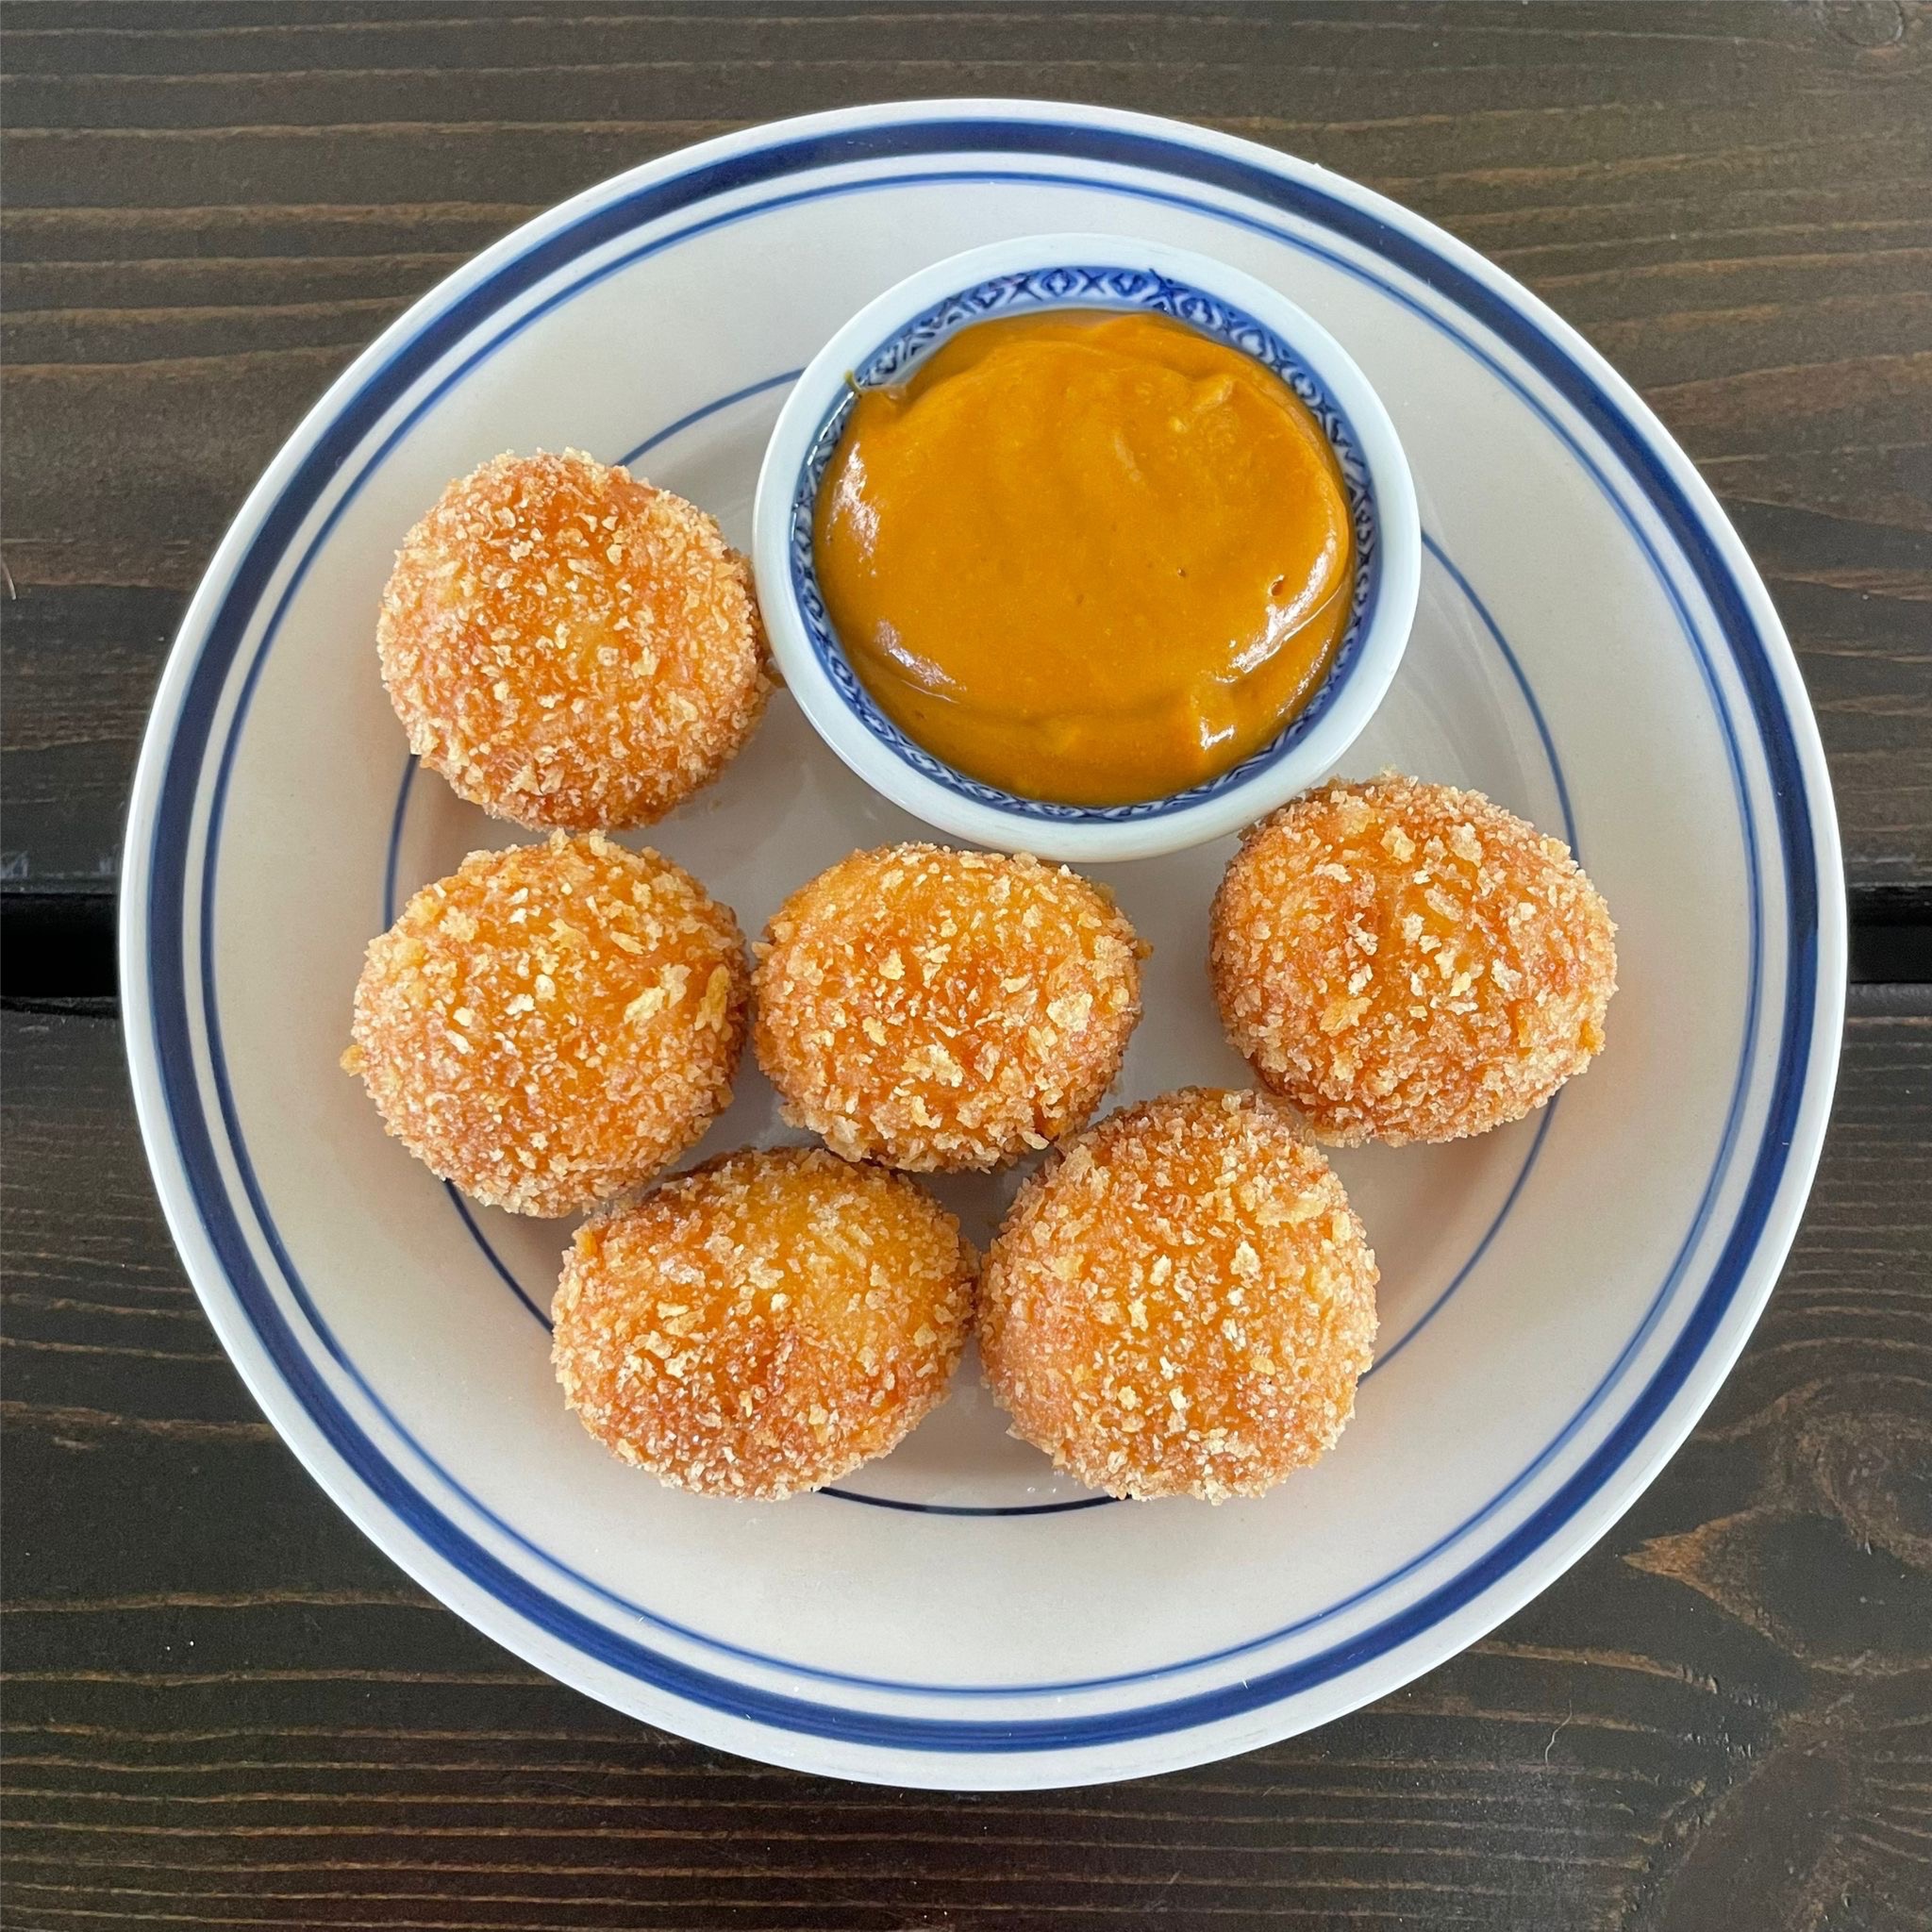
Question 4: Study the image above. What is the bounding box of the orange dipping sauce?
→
[813,308,1355,808]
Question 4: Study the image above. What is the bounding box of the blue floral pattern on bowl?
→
[788,264,1381,824]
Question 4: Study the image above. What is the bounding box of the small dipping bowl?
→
[752,233,1421,863]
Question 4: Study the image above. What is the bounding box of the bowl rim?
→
[752,230,1422,861]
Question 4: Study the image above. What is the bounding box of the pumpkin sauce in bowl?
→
[811,308,1355,808]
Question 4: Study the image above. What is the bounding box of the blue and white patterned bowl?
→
[753,233,1422,861]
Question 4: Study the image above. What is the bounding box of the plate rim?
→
[119,97,1847,1790]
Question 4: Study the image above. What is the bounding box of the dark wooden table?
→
[4,5,1930,1927]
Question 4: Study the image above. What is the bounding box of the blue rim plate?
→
[121,100,1845,1790]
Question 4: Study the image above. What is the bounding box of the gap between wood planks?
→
[5,883,1932,1005]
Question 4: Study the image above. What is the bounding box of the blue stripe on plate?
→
[138,114,1817,1752]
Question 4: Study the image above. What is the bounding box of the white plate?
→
[122,100,1846,1790]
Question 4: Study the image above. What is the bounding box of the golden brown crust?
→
[343,832,748,1215]
[376,449,769,830]
[752,843,1147,1172]
[1210,774,1616,1145]
[552,1146,976,1499]
[979,1088,1377,1502]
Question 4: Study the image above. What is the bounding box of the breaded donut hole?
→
[377,449,767,829]
[753,843,1146,1172]
[552,1147,976,1499]
[343,832,748,1215]
[1211,774,1616,1144]
[980,1089,1377,1503]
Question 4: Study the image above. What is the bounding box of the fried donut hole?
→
[343,832,748,1216]
[552,1147,977,1499]
[980,1089,1377,1503]
[1211,774,1617,1145]
[377,449,768,830]
[753,843,1146,1172]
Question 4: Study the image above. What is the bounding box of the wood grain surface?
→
[1,996,1926,1930]
[4,5,1931,1927]
[3,0,1930,906]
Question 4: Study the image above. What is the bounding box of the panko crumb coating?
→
[343,832,748,1216]
[376,449,768,830]
[552,1146,977,1499]
[1211,774,1616,1146]
[753,843,1148,1172]
[980,1089,1377,1503]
